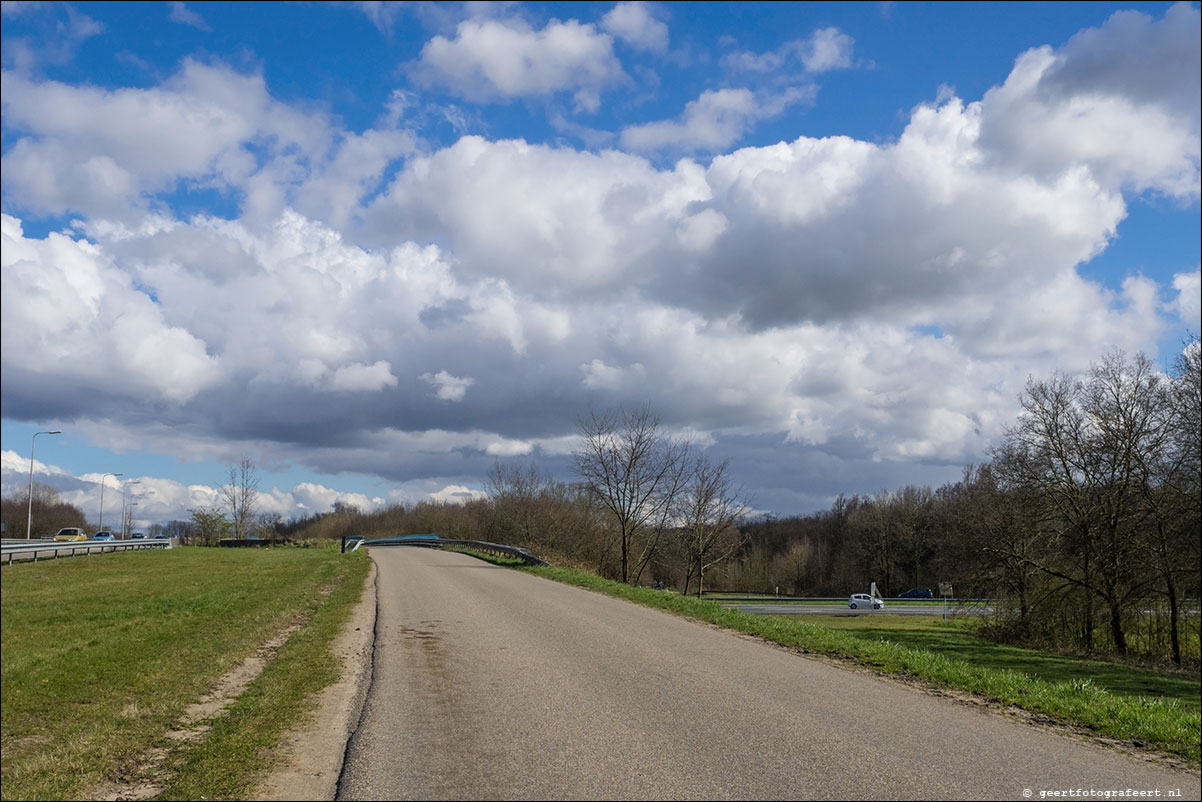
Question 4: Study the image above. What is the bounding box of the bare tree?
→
[488,460,551,548]
[847,492,903,596]
[993,369,1100,647]
[993,351,1170,654]
[486,460,610,562]
[253,511,285,538]
[221,458,260,540]
[676,455,746,596]
[1136,339,1202,663]
[122,500,137,538]
[572,405,689,584]
[950,464,1046,638]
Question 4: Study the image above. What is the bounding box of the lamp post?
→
[124,503,139,539]
[121,480,142,539]
[26,430,62,539]
[98,473,123,533]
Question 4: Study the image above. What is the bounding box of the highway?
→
[1,538,170,564]
[720,602,965,616]
[337,547,1200,800]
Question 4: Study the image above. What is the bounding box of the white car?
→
[849,593,884,610]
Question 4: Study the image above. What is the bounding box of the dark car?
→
[897,587,934,599]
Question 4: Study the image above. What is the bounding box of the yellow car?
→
[53,527,88,542]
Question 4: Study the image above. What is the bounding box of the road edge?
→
[252,558,378,801]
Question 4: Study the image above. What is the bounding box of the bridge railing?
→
[362,535,548,566]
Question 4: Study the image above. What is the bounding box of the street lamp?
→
[98,473,123,533]
[124,503,139,539]
[121,480,142,539]
[26,430,62,539]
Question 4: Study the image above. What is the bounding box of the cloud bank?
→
[2,3,1198,520]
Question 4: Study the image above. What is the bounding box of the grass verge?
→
[1,545,370,801]
[505,561,1200,766]
[808,614,1200,710]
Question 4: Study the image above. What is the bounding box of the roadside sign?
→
[939,582,953,621]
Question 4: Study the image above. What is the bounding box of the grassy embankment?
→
[494,558,1201,765]
[812,614,1200,709]
[1,545,370,801]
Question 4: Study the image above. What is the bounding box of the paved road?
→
[337,548,1200,801]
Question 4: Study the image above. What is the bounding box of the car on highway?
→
[93,531,115,541]
[129,532,147,540]
[53,527,88,542]
[897,587,934,599]
[849,593,884,610]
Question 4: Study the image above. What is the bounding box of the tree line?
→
[276,343,1199,667]
[716,345,1201,666]
[7,343,1194,667]
[0,483,89,538]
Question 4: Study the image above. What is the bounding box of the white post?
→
[121,480,142,539]
[26,431,61,539]
[98,473,122,532]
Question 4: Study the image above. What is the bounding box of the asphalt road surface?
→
[337,548,1200,801]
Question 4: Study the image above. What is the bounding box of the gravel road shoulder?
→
[251,561,377,801]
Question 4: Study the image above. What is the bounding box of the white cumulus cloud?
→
[799,27,855,73]
[1171,268,1201,326]
[422,370,475,402]
[168,2,210,31]
[621,87,814,153]
[328,361,399,393]
[602,2,669,52]
[978,3,1200,198]
[413,17,625,112]
[1,214,221,405]
[723,26,854,75]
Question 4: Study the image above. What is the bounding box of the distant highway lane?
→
[720,602,979,616]
[337,548,1200,801]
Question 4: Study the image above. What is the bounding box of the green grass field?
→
[1,545,369,801]
[805,614,1200,710]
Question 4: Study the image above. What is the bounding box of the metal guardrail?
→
[363,536,548,566]
[2,538,171,565]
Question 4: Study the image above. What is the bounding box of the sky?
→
[1,1,1199,531]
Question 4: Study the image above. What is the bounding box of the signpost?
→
[940,582,953,621]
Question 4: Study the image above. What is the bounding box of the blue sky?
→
[2,1,1199,528]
